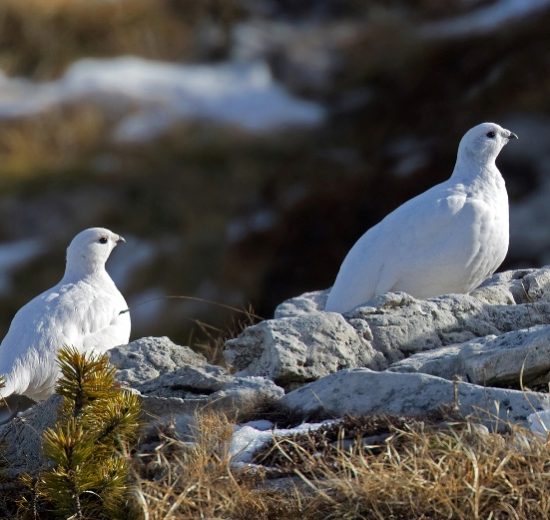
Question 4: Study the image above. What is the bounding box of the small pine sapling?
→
[20,346,140,519]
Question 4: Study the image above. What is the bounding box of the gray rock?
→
[389,324,550,387]
[0,392,202,478]
[109,337,284,440]
[280,368,549,427]
[225,311,385,386]
[0,336,284,477]
[109,336,207,386]
[274,290,328,318]
[138,364,284,419]
[0,395,61,477]
[225,267,550,387]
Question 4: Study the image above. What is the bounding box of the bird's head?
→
[457,122,517,166]
[65,227,125,276]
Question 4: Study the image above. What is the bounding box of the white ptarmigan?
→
[325,122,517,314]
[0,227,131,401]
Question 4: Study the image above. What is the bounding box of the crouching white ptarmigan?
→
[0,227,130,402]
[325,122,517,314]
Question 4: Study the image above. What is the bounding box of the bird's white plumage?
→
[325,122,516,314]
[0,227,130,401]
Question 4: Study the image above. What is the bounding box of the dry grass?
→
[191,302,262,366]
[296,420,550,519]
[131,411,550,520]
[0,104,110,179]
[131,412,294,520]
[0,0,242,78]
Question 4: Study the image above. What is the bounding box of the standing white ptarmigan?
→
[325,122,517,314]
[0,227,130,401]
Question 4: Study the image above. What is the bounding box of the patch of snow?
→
[230,419,337,465]
[0,57,326,143]
[226,210,276,243]
[241,419,275,431]
[421,0,550,38]
[528,410,550,438]
[232,20,360,95]
[0,239,45,295]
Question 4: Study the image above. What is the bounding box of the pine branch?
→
[21,346,141,519]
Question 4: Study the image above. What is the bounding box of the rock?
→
[111,337,284,420]
[0,395,61,478]
[109,337,284,438]
[109,336,207,387]
[138,364,284,419]
[389,324,550,386]
[0,336,284,477]
[274,290,328,318]
[280,368,549,427]
[111,336,284,431]
[224,310,385,386]
[225,267,550,387]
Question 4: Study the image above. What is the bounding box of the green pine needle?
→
[20,346,141,519]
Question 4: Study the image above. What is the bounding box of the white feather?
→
[0,227,130,401]
[325,122,515,313]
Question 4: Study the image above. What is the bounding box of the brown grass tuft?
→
[131,411,550,520]
[131,411,299,520]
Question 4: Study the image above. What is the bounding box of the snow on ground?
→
[421,0,550,38]
[230,419,337,466]
[226,209,277,244]
[528,410,550,438]
[0,57,326,142]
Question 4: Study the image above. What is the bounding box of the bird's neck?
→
[451,154,503,192]
[62,262,109,283]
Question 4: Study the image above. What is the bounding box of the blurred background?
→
[0,0,548,346]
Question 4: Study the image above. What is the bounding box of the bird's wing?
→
[81,306,130,353]
[68,280,131,353]
[383,186,496,292]
[0,283,79,397]
[326,182,478,312]
[0,279,130,397]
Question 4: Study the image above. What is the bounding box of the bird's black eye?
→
[486,131,496,138]
[98,237,108,244]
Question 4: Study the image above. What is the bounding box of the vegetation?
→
[0,0,243,79]
[18,347,140,519]
[0,327,546,520]
[130,412,550,520]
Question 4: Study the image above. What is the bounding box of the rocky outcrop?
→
[0,395,61,478]
[6,265,550,476]
[0,337,284,477]
[225,267,550,388]
[108,336,208,386]
[280,368,549,428]
[109,337,283,419]
[388,324,550,386]
[224,310,386,387]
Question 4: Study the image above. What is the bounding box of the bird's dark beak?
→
[116,235,126,245]
[508,132,518,140]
